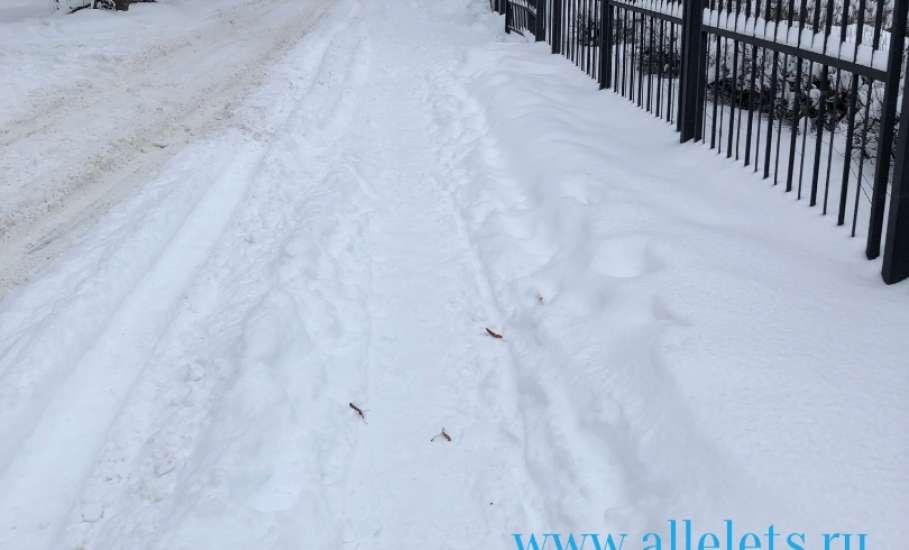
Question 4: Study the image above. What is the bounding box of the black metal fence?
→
[504,0,546,37]
[491,0,909,284]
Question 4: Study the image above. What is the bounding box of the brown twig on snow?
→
[485,328,504,339]
[349,402,367,423]
[431,427,452,442]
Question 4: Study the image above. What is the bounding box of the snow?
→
[0,1,55,23]
[0,0,907,549]
[0,0,334,295]
[612,1,891,71]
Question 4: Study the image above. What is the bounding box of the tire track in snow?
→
[0,0,351,466]
[0,2,370,548]
[0,143,267,550]
[0,0,335,300]
[52,4,375,549]
[0,137,251,479]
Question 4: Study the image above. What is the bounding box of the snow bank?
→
[441,4,909,545]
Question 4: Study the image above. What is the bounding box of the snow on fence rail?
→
[491,0,909,284]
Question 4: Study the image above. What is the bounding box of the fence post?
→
[505,1,512,33]
[678,0,705,142]
[866,0,909,260]
[551,0,562,54]
[598,0,613,89]
[535,0,546,41]
[882,38,909,283]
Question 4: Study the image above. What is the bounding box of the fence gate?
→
[493,0,909,284]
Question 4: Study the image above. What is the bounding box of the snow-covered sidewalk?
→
[0,0,906,549]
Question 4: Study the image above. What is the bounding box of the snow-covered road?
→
[0,0,907,549]
[0,0,333,296]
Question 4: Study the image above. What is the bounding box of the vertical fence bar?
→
[599,0,613,89]
[882,24,909,283]
[679,0,705,141]
[867,0,909,259]
[536,0,546,41]
[883,109,909,283]
[552,0,563,53]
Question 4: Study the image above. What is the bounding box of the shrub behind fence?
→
[492,0,909,284]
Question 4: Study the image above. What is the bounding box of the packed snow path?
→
[1,0,907,549]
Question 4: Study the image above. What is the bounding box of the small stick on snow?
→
[349,402,367,424]
[431,427,452,442]
[485,328,504,339]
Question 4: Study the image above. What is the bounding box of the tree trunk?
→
[115,0,129,10]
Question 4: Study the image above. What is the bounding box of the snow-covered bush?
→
[626,1,892,161]
[555,0,896,162]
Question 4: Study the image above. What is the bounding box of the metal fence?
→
[491,0,909,284]
[504,0,545,37]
